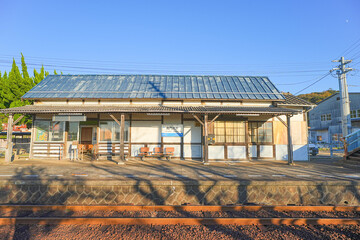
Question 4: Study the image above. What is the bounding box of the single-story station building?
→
[1,75,313,164]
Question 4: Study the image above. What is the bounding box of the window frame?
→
[326,114,331,121]
[249,121,273,144]
[214,121,246,144]
[66,122,80,141]
[99,120,129,143]
[34,120,65,142]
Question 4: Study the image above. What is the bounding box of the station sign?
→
[52,115,87,122]
[161,124,183,137]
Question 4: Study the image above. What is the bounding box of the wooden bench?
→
[138,147,174,161]
[138,147,151,160]
[152,147,163,157]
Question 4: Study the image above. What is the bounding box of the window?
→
[67,122,79,141]
[99,121,129,142]
[35,120,65,142]
[50,121,65,141]
[249,122,273,143]
[351,110,357,118]
[35,121,50,141]
[321,114,331,121]
[214,121,245,143]
[317,136,322,141]
[358,110,360,118]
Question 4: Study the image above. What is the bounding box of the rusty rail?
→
[1,205,359,226]
[0,217,359,226]
[1,205,360,212]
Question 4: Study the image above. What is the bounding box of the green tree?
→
[21,53,31,86]
[33,65,49,85]
[298,89,338,104]
[0,54,59,127]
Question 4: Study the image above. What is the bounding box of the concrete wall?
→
[1,180,358,206]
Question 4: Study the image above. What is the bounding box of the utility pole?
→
[331,57,353,137]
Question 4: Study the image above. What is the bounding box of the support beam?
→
[5,114,14,163]
[12,115,24,126]
[192,114,204,126]
[209,114,221,125]
[286,114,293,165]
[203,114,209,164]
[119,114,125,163]
[276,116,288,128]
[109,114,121,126]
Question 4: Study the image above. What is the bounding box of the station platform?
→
[0,158,359,206]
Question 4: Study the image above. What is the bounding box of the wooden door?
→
[81,127,93,144]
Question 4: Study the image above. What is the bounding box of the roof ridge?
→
[46,74,270,78]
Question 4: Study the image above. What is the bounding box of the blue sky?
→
[0,0,359,94]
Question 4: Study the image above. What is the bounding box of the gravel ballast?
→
[1,224,360,240]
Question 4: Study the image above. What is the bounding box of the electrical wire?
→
[294,72,331,95]
[336,36,360,59]
[0,59,329,75]
[0,54,330,68]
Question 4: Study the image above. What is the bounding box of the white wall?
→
[249,145,257,158]
[209,146,224,159]
[131,121,161,143]
[260,145,273,158]
[275,144,309,161]
[227,146,246,159]
[183,145,202,158]
[183,121,201,144]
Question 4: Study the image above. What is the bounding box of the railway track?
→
[0,205,359,226]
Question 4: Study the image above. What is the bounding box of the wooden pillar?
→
[29,115,35,159]
[203,114,209,164]
[180,114,184,160]
[245,120,249,160]
[5,114,14,163]
[119,114,125,163]
[287,114,293,165]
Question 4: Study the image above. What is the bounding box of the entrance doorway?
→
[80,127,93,144]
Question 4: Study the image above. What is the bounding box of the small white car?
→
[308,143,319,156]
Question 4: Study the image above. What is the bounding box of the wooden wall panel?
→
[273,121,287,145]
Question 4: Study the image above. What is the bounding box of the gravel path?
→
[1,224,359,240]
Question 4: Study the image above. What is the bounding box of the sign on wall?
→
[161,124,184,137]
[52,115,87,122]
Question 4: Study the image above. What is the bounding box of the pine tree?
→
[33,65,47,84]
[1,70,14,108]
[7,59,25,107]
[1,54,58,126]
[21,53,31,87]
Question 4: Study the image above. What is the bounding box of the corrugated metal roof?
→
[0,105,298,115]
[22,75,285,100]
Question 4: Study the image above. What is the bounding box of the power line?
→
[294,72,331,95]
[336,36,360,59]
[276,73,329,85]
[0,54,330,68]
[0,59,329,75]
